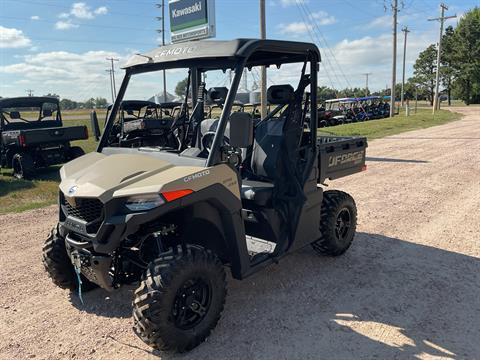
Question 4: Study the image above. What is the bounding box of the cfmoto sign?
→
[169,0,216,43]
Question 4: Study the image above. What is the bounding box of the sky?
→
[0,0,475,102]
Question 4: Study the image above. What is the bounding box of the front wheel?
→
[42,226,96,291]
[133,245,227,352]
[312,190,357,256]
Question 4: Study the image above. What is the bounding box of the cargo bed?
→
[317,136,367,183]
[2,125,88,147]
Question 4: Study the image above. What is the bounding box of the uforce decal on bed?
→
[328,150,365,167]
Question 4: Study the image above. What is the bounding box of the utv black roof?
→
[0,96,59,108]
[124,38,321,72]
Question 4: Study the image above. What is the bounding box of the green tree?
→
[95,97,108,109]
[84,98,96,109]
[60,98,78,110]
[451,7,480,105]
[175,77,189,98]
[412,44,437,106]
[317,86,337,102]
[440,26,458,106]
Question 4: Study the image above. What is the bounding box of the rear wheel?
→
[312,190,357,256]
[133,245,227,352]
[42,226,96,291]
[12,153,35,179]
[68,146,85,160]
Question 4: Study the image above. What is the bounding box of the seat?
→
[241,180,274,206]
[240,84,293,207]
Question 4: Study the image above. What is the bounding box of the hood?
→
[59,153,174,202]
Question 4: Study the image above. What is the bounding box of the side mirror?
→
[229,112,253,148]
[90,110,101,141]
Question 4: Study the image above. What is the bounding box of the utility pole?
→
[26,89,34,97]
[105,69,115,103]
[363,73,372,96]
[156,1,168,103]
[429,3,456,114]
[400,26,410,108]
[390,0,398,118]
[259,0,267,118]
[106,57,119,98]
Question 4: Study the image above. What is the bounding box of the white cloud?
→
[71,2,95,19]
[0,50,125,100]
[69,2,108,19]
[30,15,40,20]
[278,22,312,35]
[55,2,108,29]
[311,11,336,26]
[0,26,32,48]
[94,6,108,15]
[55,20,79,30]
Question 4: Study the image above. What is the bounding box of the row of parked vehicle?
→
[0,91,382,179]
[317,96,392,128]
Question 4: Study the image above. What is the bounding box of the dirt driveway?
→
[1,107,479,360]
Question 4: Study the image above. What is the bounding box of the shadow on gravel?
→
[68,233,480,359]
[366,156,429,164]
[69,285,135,318]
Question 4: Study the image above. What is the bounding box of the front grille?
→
[63,197,104,223]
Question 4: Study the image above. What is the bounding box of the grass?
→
[0,116,97,215]
[0,108,463,215]
[319,108,462,139]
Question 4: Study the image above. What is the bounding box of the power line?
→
[156,1,168,102]
[428,3,456,113]
[106,58,119,99]
[389,0,399,118]
[3,0,153,18]
[363,73,372,96]
[400,26,410,107]
[26,89,34,97]
[105,69,114,103]
[0,15,157,32]
[294,1,341,92]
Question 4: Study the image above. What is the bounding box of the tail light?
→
[18,134,26,147]
[84,126,89,139]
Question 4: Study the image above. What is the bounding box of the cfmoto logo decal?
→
[183,170,210,182]
[68,185,78,196]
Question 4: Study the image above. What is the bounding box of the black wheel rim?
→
[172,277,212,330]
[335,208,352,241]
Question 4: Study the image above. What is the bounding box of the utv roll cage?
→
[0,96,62,129]
[100,39,320,167]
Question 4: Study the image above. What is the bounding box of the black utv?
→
[42,39,368,352]
[0,96,88,179]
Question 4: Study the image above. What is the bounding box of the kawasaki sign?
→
[169,0,216,43]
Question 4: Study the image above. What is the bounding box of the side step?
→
[246,235,276,259]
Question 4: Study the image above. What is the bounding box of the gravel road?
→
[1,107,479,360]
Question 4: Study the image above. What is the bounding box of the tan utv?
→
[42,39,368,352]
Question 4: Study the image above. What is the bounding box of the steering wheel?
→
[201,131,230,153]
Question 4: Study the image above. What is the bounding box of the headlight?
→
[125,194,165,212]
